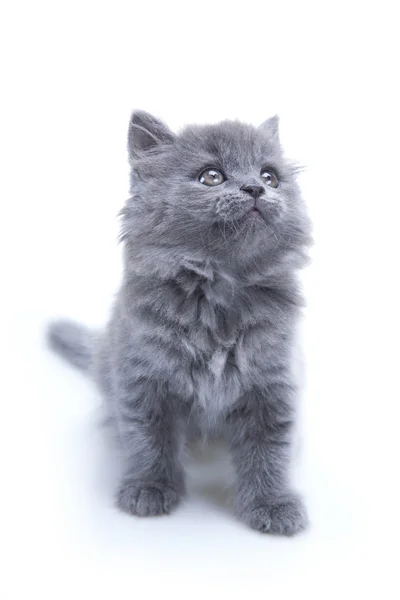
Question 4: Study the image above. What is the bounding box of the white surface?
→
[1,1,399,598]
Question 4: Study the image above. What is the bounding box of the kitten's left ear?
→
[128,110,176,159]
[258,115,280,144]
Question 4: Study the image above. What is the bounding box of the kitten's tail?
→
[47,320,94,372]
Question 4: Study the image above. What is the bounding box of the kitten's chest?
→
[184,273,268,369]
[172,264,288,412]
[185,313,266,418]
[189,341,242,422]
[185,324,276,432]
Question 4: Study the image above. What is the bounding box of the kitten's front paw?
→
[239,494,308,536]
[117,480,182,517]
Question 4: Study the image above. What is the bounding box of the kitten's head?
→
[122,111,311,268]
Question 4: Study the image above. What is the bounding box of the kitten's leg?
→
[227,386,307,535]
[115,378,185,517]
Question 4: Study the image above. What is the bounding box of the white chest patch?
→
[191,346,243,423]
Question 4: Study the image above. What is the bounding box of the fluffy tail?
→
[47,320,94,372]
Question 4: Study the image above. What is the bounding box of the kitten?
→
[48,111,312,535]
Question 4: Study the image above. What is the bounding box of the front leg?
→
[115,374,185,517]
[227,384,308,535]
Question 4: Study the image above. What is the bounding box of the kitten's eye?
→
[199,168,225,186]
[260,168,279,188]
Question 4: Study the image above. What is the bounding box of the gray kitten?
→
[48,111,312,535]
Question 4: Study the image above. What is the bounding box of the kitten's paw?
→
[239,494,308,536]
[117,480,182,517]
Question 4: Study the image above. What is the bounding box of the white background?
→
[1,1,399,598]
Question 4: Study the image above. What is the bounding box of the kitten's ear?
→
[258,115,280,144]
[128,110,175,159]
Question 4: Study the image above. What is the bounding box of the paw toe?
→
[117,481,182,517]
[240,495,308,536]
[269,497,308,535]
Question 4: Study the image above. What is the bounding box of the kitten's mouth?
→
[248,200,262,216]
[248,206,263,218]
[245,204,267,225]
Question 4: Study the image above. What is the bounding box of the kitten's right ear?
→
[128,110,175,159]
[258,115,280,144]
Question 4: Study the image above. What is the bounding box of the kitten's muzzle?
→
[240,184,265,200]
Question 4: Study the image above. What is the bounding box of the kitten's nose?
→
[241,184,265,199]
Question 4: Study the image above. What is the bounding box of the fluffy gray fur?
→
[48,110,312,535]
